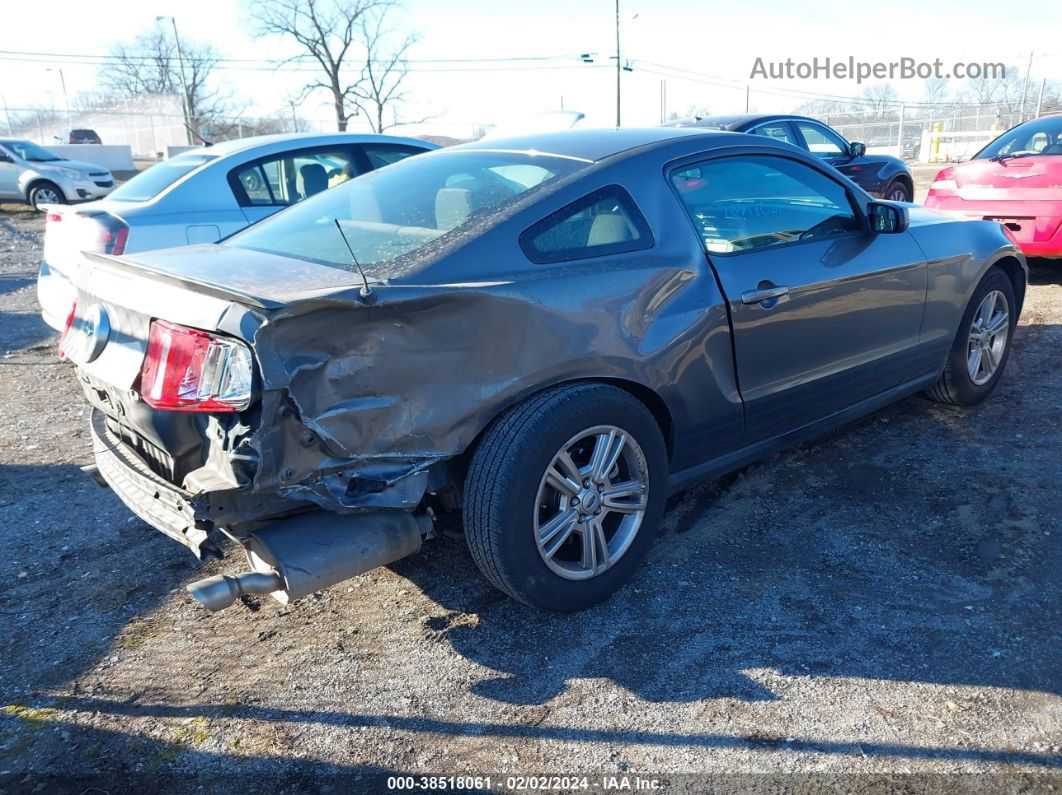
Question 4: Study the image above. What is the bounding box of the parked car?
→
[924,114,1062,259]
[0,138,115,210]
[37,132,437,330]
[58,128,1025,614]
[665,114,914,201]
[61,129,103,145]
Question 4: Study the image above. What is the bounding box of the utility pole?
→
[1035,78,1047,119]
[1,93,12,135]
[1018,50,1034,123]
[745,84,750,113]
[46,68,71,131]
[896,103,905,157]
[158,15,192,144]
[614,0,621,127]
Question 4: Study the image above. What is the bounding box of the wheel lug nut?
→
[594,509,601,516]
[583,480,590,488]
[571,496,580,507]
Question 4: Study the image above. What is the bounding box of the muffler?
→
[186,511,425,612]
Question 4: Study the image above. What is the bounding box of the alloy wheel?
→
[967,289,1010,386]
[534,425,649,581]
[33,187,61,209]
[887,184,910,202]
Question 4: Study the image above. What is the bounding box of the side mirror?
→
[849,141,866,157]
[0,152,13,163]
[867,201,909,234]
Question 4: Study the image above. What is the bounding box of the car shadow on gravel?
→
[0,309,53,351]
[387,380,1061,709]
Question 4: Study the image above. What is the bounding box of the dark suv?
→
[66,129,102,145]
[665,114,914,202]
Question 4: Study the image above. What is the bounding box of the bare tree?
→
[921,77,951,108]
[665,104,711,123]
[859,83,899,118]
[99,25,233,139]
[348,9,423,132]
[249,0,390,131]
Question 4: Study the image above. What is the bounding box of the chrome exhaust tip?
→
[186,571,283,612]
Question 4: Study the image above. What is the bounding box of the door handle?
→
[741,285,789,305]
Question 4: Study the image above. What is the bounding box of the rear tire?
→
[28,181,66,211]
[463,383,667,612]
[925,267,1016,406]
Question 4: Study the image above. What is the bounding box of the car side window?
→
[671,155,861,254]
[361,144,425,170]
[230,148,362,207]
[519,185,653,264]
[750,122,798,146]
[795,122,848,157]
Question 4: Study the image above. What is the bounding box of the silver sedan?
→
[37,132,437,329]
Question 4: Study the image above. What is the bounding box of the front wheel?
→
[463,383,668,612]
[883,179,912,203]
[29,181,66,211]
[925,267,1016,406]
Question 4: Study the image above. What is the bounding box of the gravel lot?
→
[0,197,1060,791]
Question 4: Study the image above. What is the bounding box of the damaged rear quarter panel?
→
[243,155,743,512]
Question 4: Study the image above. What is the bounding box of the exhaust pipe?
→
[185,571,284,611]
[186,511,425,612]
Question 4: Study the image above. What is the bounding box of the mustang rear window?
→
[225,150,588,278]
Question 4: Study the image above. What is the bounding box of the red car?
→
[925,115,1062,259]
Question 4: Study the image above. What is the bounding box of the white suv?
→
[0,139,115,209]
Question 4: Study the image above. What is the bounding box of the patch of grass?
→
[3,704,59,729]
[172,716,210,746]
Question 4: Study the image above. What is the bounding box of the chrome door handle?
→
[741,285,789,305]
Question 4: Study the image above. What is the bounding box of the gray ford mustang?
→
[59,127,1026,613]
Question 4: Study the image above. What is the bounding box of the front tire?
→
[884,179,912,203]
[28,181,66,211]
[463,383,668,612]
[925,267,1016,406]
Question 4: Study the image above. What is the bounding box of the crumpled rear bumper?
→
[90,408,213,557]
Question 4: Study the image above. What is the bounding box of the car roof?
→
[176,132,438,161]
[664,113,823,130]
[447,127,740,162]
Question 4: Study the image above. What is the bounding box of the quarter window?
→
[671,155,860,254]
[794,122,848,157]
[519,185,653,264]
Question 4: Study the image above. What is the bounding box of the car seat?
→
[300,163,329,198]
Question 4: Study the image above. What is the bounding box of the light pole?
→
[157,15,192,144]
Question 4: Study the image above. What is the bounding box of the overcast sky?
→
[2,0,1060,137]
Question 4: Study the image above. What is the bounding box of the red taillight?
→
[57,301,77,359]
[928,167,958,196]
[93,213,129,255]
[139,320,253,412]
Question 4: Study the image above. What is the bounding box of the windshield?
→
[0,140,63,162]
[225,150,588,277]
[108,154,216,202]
[976,116,1062,159]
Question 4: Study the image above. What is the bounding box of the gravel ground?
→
[0,200,1060,792]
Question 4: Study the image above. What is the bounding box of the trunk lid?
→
[952,156,1062,201]
[96,244,367,308]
